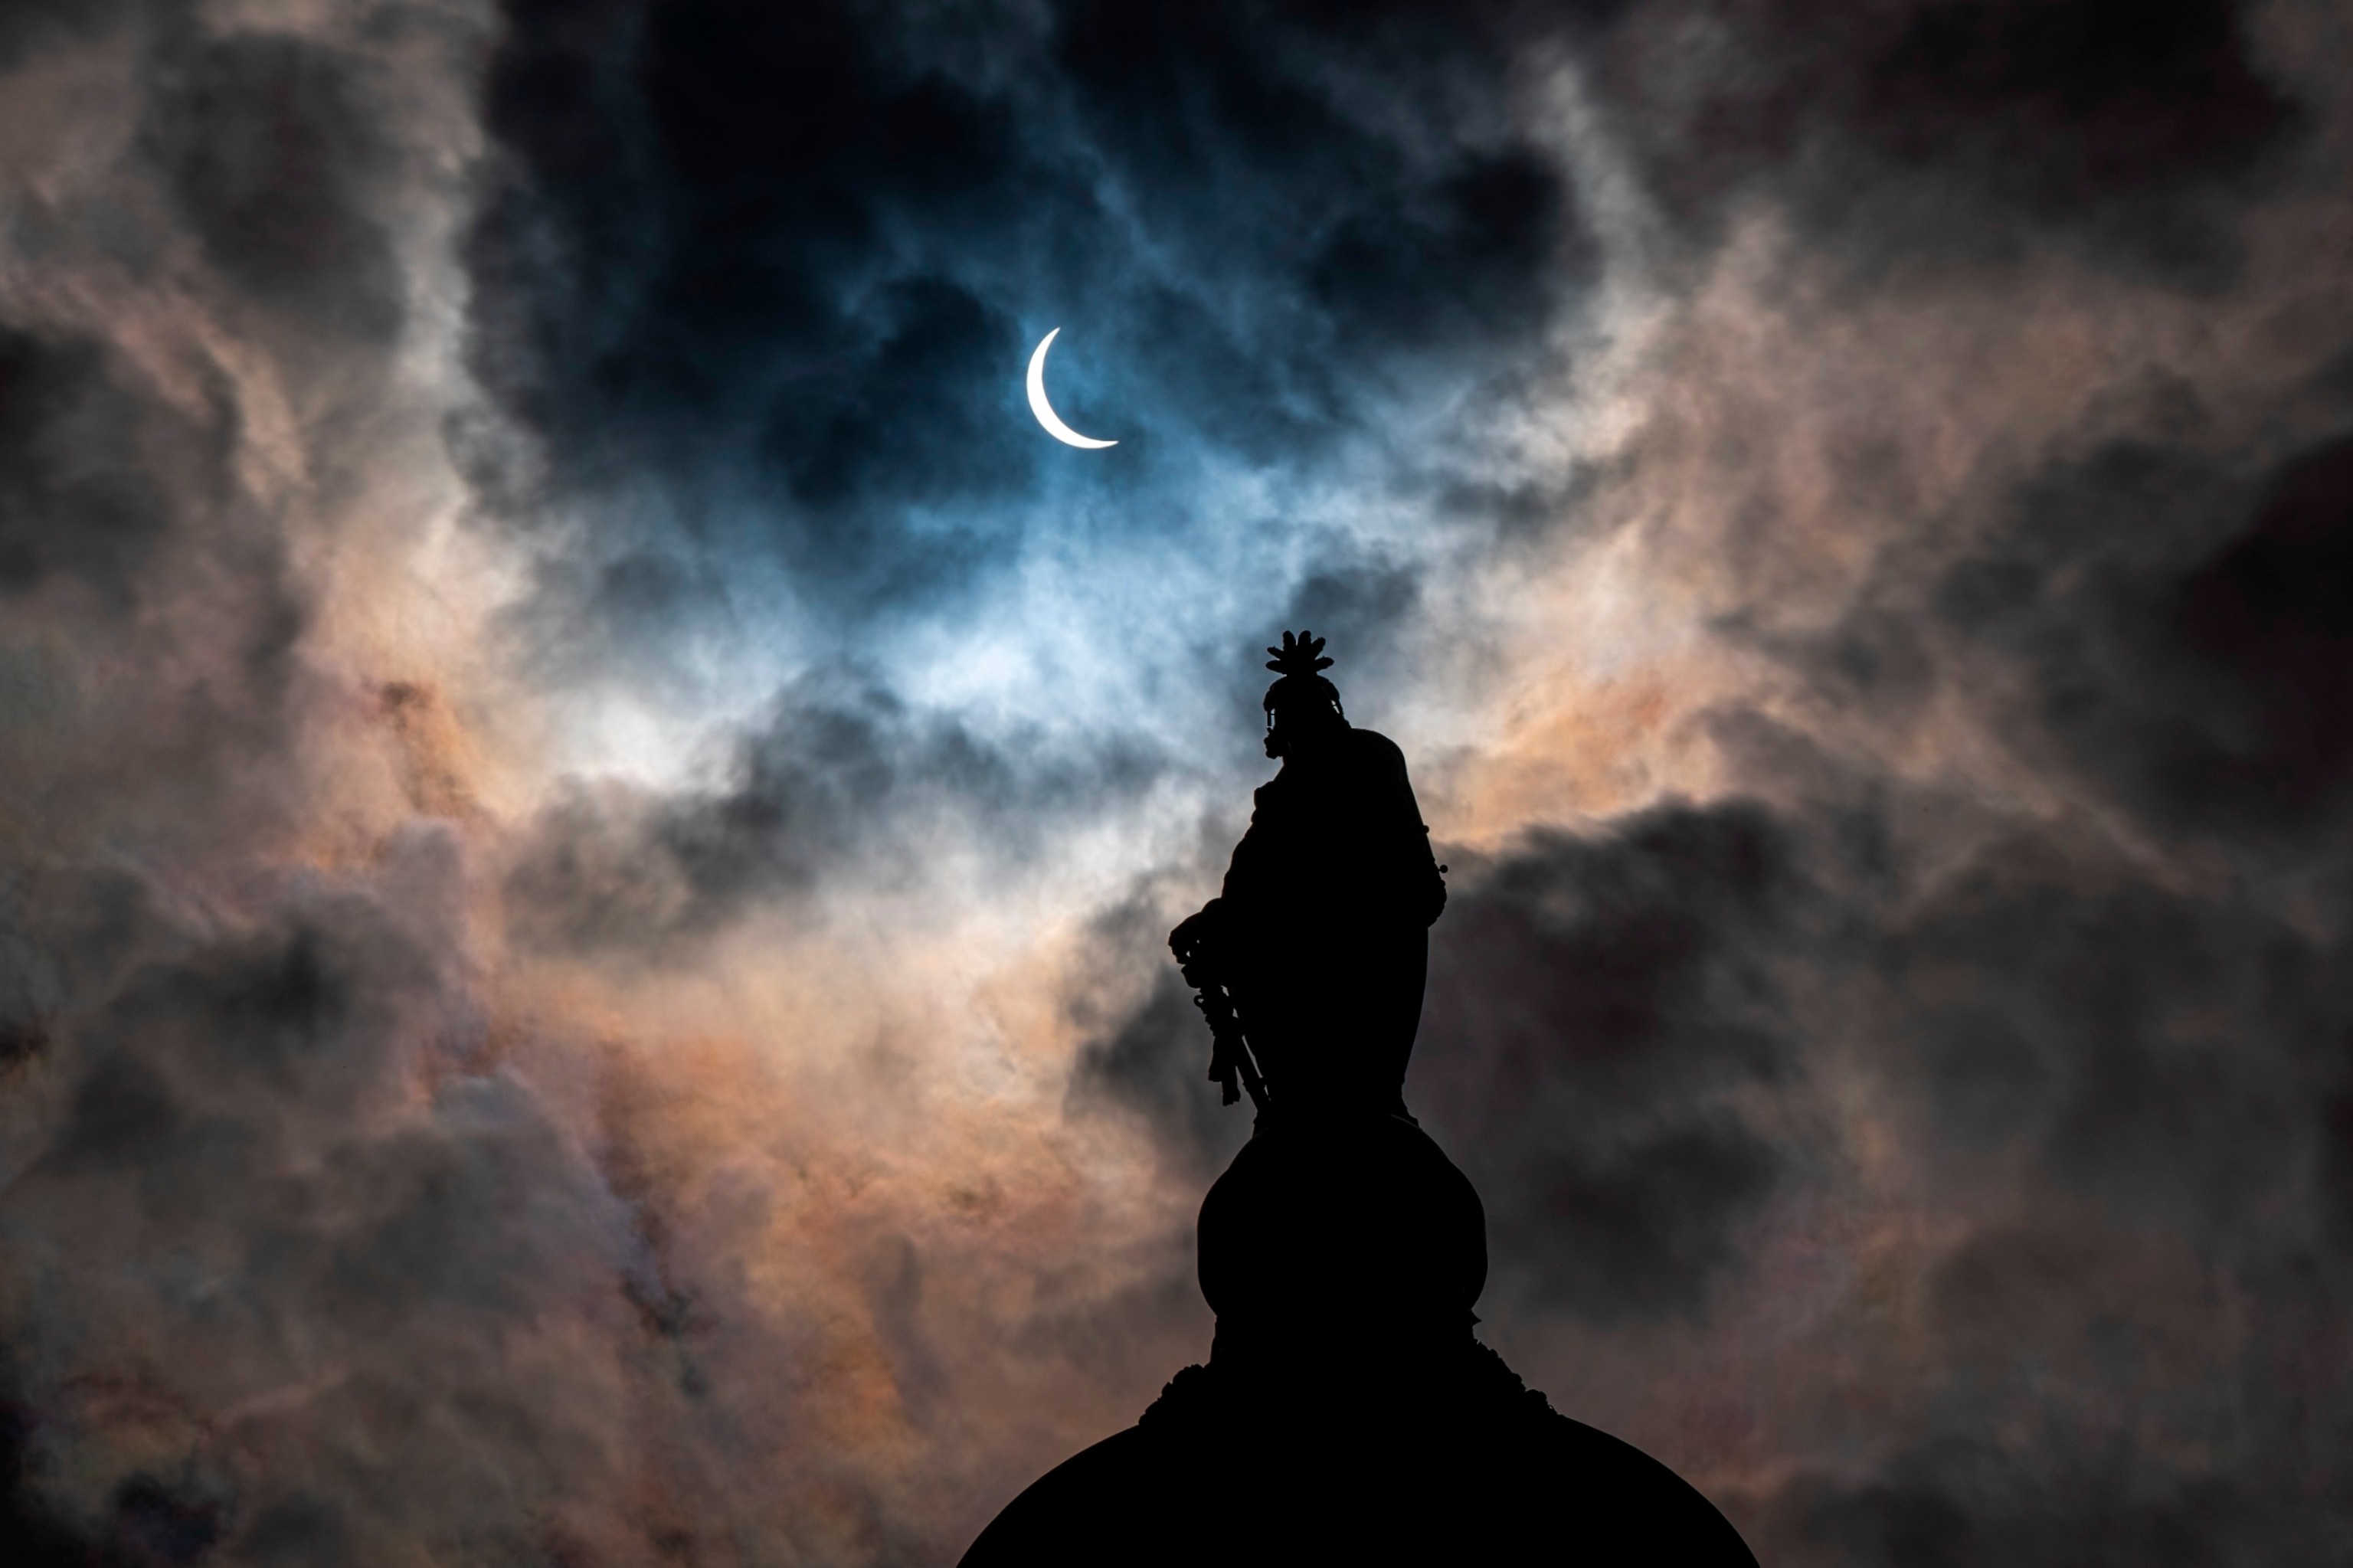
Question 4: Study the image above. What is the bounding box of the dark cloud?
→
[1069,964,1256,1183]
[0,1394,80,1568]
[1705,627,2353,1230]
[753,272,1037,581]
[234,1494,349,1567]
[106,1471,231,1566]
[1927,427,2353,838]
[1379,702,2353,1563]
[0,306,316,859]
[464,0,1589,620]
[1877,846,2345,1232]
[1782,1432,2323,1568]
[0,328,195,609]
[0,0,131,74]
[1053,1,1592,351]
[0,1016,44,1079]
[147,31,405,339]
[506,671,1165,955]
[0,1395,232,1568]
[1601,0,2304,287]
[1279,557,1422,679]
[466,0,1055,520]
[1689,381,2353,1559]
[1857,0,2294,195]
[2170,434,2353,814]
[1413,804,1804,1321]
[1761,1229,2353,1565]
[0,840,680,1566]
[1307,149,1574,349]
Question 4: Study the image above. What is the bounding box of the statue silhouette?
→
[961,634,1759,1566]
[1169,631,1446,1118]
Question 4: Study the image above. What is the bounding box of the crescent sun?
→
[1026,329,1118,449]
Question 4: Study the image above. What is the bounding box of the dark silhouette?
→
[1170,630,1448,1117]
[962,635,1759,1566]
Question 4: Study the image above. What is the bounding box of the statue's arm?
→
[1169,898,1224,969]
[1173,781,1286,962]
[1212,784,1283,907]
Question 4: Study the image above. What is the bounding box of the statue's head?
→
[1262,629,1347,759]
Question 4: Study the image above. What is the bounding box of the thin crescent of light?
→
[1026,329,1118,449]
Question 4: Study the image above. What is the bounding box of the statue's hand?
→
[1169,900,1223,968]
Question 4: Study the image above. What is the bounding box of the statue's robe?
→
[1213,725,1446,1111]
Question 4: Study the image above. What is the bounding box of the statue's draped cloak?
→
[1215,726,1446,1109]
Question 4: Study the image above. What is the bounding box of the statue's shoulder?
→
[1343,726,1409,773]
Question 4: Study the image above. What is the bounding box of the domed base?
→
[1197,1109,1487,1334]
[963,1111,1756,1565]
[959,1343,1757,1566]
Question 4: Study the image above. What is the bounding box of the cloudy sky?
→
[2,1,2351,1562]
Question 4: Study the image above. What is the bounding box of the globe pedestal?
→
[961,1111,1759,1566]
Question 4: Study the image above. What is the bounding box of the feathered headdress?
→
[1264,630,1333,678]
[1262,629,1344,721]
